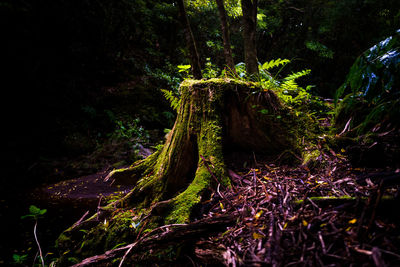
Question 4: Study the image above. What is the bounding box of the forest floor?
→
[30,146,400,266]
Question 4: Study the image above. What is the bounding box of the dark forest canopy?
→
[2,0,400,191]
[2,0,399,189]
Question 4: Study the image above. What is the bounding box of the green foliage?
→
[256,0,400,96]
[177,64,192,78]
[335,30,400,134]
[305,40,334,59]
[145,62,183,92]
[161,89,181,111]
[12,254,28,265]
[234,59,312,107]
[111,118,149,145]
[21,205,47,220]
[202,58,220,79]
[261,58,290,71]
[259,61,314,109]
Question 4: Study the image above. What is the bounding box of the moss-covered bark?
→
[56,78,302,264]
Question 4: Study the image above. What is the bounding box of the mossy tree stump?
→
[57,78,301,262]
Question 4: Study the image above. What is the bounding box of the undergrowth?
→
[159,58,332,122]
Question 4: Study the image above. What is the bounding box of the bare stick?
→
[72,210,90,229]
[34,221,45,267]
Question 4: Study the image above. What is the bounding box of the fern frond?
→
[161,89,181,111]
[261,58,290,71]
[284,69,311,81]
[281,79,299,91]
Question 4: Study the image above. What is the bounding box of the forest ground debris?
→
[71,144,400,266]
[195,152,400,266]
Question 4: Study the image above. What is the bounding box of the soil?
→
[38,168,134,200]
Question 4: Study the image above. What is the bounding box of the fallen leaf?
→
[252,232,264,239]
[254,210,263,220]
[348,218,357,224]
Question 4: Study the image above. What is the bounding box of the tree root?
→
[71,213,237,267]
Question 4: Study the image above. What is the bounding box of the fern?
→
[261,58,290,71]
[281,79,299,91]
[161,89,181,111]
[284,69,311,81]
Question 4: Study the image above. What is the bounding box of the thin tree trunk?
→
[215,0,236,75]
[177,0,202,79]
[241,0,259,75]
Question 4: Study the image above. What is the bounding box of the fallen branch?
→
[72,213,237,267]
[294,195,395,207]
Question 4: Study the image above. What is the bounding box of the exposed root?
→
[71,213,237,266]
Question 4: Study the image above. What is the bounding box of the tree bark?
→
[215,0,236,75]
[177,0,202,79]
[241,0,259,75]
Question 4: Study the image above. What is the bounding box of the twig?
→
[372,247,386,267]
[96,195,103,220]
[118,245,134,267]
[318,231,326,254]
[34,221,45,267]
[72,210,90,229]
[367,180,384,232]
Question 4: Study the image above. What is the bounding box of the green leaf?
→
[21,214,34,219]
[177,65,191,72]
[13,254,27,264]
[261,58,290,71]
[161,89,181,111]
[29,205,40,215]
[39,209,47,215]
[284,69,311,81]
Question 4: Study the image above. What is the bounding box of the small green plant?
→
[202,58,220,79]
[305,40,334,59]
[21,205,47,267]
[12,254,28,265]
[258,58,312,105]
[111,118,149,145]
[232,58,330,118]
[145,62,182,92]
[177,64,192,78]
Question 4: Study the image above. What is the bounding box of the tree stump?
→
[57,78,301,263]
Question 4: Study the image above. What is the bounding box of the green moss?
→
[55,233,71,248]
[165,167,210,224]
[302,149,320,166]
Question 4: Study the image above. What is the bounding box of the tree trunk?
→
[177,0,202,79]
[56,79,300,264]
[241,0,259,75]
[215,0,236,75]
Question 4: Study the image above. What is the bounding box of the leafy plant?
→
[177,64,192,78]
[12,254,28,265]
[334,30,400,134]
[305,40,334,59]
[111,118,149,145]
[202,58,220,79]
[161,89,181,111]
[21,205,47,267]
[21,205,47,220]
[257,59,313,108]
[231,58,330,118]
